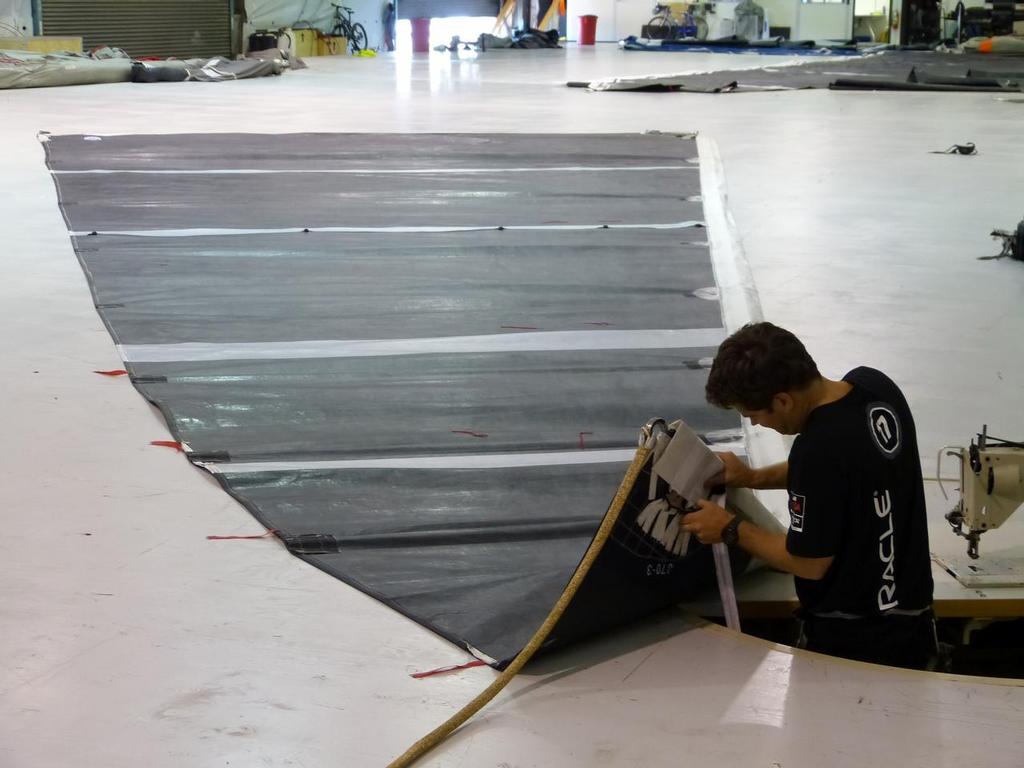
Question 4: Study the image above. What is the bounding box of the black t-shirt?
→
[786,367,934,616]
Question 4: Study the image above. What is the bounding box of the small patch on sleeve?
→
[789,492,806,532]
[867,403,902,458]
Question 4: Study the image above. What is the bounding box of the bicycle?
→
[646,2,708,40]
[330,4,369,53]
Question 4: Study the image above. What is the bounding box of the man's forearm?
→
[682,498,832,580]
[747,461,788,490]
[736,519,831,580]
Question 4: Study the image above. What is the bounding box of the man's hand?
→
[681,499,734,544]
[707,451,753,490]
[707,454,789,491]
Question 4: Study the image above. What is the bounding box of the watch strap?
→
[720,516,741,546]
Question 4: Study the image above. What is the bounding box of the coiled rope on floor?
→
[386,443,653,768]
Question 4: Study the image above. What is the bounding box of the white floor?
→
[2,45,1024,768]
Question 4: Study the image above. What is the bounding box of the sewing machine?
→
[942,426,1024,561]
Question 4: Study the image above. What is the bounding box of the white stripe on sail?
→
[53,165,698,175]
[200,448,638,474]
[71,221,705,238]
[119,328,727,363]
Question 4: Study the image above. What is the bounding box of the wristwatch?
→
[720,516,742,546]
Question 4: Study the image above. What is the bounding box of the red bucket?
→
[578,14,598,45]
[411,17,431,52]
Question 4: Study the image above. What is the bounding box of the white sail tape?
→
[698,133,788,530]
[119,327,728,363]
[71,221,705,238]
[200,448,638,475]
[53,165,698,175]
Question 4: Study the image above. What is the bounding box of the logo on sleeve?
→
[788,492,806,532]
[867,403,902,458]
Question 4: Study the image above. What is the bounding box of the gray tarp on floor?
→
[581,50,1024,92]
[45,132,739,665]
[0,49,290,90]
[131,56,286,83]
[0,49,133,89]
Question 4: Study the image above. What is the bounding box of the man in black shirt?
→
[681,322,936,669]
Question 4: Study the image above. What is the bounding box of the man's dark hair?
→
[705,322,820,410]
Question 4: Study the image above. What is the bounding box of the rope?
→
[410,660,487,679]
[386,443,653,768]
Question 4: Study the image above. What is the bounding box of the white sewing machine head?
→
[942,426,1024,559]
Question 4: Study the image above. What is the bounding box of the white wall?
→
[0,0,33,36]
[759,0,799,30]
[565,0,610,41]
[613,0,653,39]
[245,0,385,51]
[855,0,886,16]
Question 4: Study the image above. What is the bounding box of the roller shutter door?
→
[397,0,499,20]
[41,0,231,59]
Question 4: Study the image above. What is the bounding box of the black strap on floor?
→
[930,142,977,156]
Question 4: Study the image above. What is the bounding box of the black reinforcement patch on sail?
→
[45,132,740,666]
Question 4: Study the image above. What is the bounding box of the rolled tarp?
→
[0,49,132,89]
[964,36,1024,55]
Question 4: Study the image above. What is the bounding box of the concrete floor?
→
[2,45,1024,767]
